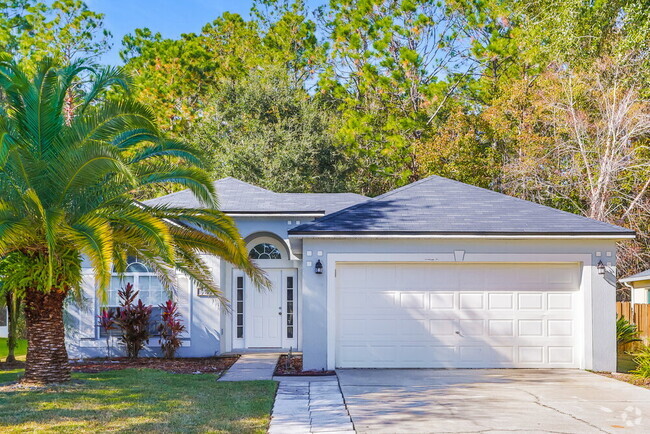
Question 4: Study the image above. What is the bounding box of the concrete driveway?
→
[337,369,650,433]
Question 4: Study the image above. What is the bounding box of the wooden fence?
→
[617,302,650,340]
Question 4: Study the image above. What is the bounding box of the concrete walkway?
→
[269,376,355,434]
[218,352,280,381]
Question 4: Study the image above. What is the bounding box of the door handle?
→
[455,331,464,337]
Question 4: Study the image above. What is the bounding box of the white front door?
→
[247,269,283,347]
[233,268,298,349]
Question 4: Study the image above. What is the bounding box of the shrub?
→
[114,283,153,358]
[631,346,650,378]
[616,315,641,346]
[97,308,116,357]
[158,300,186,359]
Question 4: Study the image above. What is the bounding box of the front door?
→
[247,269,283,348]
[232,267,299,349]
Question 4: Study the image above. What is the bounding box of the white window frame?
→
[99,261,168,338]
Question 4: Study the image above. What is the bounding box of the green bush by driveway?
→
[0,369,276,433]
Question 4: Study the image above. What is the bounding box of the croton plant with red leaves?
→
[158,299,186,358]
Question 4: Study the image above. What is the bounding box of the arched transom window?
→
[249,243,282,260]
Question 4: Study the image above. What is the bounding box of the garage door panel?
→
[400,292,427,309]
[519,346,544,363]
[366,319,398,337]
[459,319,483,336]
[459,293,484,309]
[548,293,573,309]
[430,292,455,309]
[336,262,581,369]
[430,319,456,336]
[488,319,515,337]
[518,319,544,336]
[337,264,368,288]
[488,293,514,309]
[459,346,484,362]
[547,319,573,336]
[401,319,430,337]
[548,346,574,364]
[518,293,544,310]
[364,265,396,288]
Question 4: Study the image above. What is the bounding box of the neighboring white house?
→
[65,175,635,372]
[0,307,7,338]
[620,269,650,304]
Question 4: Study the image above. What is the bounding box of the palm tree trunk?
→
[22,287,70,384]
[4,291,20,363]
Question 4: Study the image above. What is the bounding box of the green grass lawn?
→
[0,368,277,433]
[0,338,27,361]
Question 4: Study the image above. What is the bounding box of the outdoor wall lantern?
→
[597,260,606,275]
[315,260,323,275]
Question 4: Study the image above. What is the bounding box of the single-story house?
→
[620,269,650,304]
[66,175,635,372]
[0,308,7,338]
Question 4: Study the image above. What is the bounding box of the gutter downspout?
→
[622,282,636,305]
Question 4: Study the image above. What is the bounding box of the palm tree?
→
[0,58,266,384]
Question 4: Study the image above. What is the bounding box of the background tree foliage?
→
[187,67,355,193]
[2,0,650,286]
[0,0,111,68]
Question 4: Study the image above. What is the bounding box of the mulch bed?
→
[597,372,650,390]
[274,354,335,376]
[70,356,239,374]
[0,360,25,370]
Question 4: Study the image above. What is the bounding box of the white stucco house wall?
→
[65,176,635,372]
[0,308,7,338]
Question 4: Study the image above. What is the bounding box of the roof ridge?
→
[276,192,367,198]
[373,175,441,200]
[292,176,446,229]
[217,177,275,193]
[292,176,440,228]
[435,176,626,231]
[291,174,634,234]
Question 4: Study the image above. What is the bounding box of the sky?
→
[88,0,324,66]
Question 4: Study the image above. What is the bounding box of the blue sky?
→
[89,1,324,65]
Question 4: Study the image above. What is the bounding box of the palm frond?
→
[0,58,258,317]
[138,165,217,208]
[79,66,132,113]
[65,216,113,296]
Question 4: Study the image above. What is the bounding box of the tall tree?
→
[120,14,263,133]
[121,3,321,135]
[319,0,484,194]
[0,0,111,67]
[187,67,355,193]
[496,57,650,277]
[0,58,266,383]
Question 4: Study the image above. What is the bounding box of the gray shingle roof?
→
[289,175,635,236]
[620,269,650,283]
[143,177,367,215]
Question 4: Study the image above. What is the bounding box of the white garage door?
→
[336,262,582,368]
